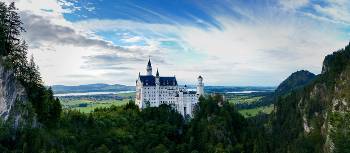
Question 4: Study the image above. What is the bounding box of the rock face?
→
[0,63,27,123]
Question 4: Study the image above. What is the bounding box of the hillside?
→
[240,70,316,110]
[275,70,316,95]
[272,43,350,153]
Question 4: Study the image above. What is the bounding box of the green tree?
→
[0,2,24,56]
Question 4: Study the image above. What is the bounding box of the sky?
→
[2,0,350,86]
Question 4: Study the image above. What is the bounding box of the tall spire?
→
[146,57,153,75]
[155,68,160,86]
[147,57,151,67]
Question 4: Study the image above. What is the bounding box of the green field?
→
[238,104,274,117]
[228,95,263,104]
[61,99,130,113]
[226,94,273,117]
[117,92,135,98]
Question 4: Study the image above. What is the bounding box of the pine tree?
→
[50,96,62,122]
[8,40,28,78]
[0,2,8,54]
[27,55,42,85]
[5,2,24,55]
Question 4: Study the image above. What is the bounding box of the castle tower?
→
[146,58,152,76]
[155,68,160,85]
[196,75,204,96]
[155,68,160,105]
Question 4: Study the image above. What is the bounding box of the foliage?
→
[186,95,270,153]
[0,2,24,57]
[0,95,273,153]
[0,2,61,125]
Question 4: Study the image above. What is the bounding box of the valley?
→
[54,86,275,116]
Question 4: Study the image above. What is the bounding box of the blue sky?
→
[4,0,350,86]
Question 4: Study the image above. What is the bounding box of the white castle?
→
[135,58,204,117]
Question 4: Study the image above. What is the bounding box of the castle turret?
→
[146,58,152,75]
[196,75,204,96]
[155,68,160,85]
[155,68,160,105]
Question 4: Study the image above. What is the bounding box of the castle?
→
[135,58,204,117]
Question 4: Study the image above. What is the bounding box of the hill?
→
[275,70,316,96]
[239,70,316,110]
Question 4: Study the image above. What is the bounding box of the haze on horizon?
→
[3,0,350,86]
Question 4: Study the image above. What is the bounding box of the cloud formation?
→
[313,0,350,24]
[3,0,350,86]
[21,12,128,52]
[279,0,309,10]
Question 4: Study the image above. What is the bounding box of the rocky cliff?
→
[272,43,350,153]
[0,61,34,128]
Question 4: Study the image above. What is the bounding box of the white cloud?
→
[123,36,143,43]
[178,15,346,85]
[312,0,350,24]
[279,0,309,11]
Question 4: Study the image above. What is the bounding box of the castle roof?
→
[139,75,177,86]
[147,58,151,67]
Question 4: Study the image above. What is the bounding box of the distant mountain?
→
[204,86,275,93]
[248,70,316,109]
[275,70,316,96]
[51,83,135,94]
[52,83,276,95]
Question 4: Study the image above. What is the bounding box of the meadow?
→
[61,99,131,113]
[226,93,274,117]
[238,104,274,117]
[59,92,135,113]
[228,95,264,104]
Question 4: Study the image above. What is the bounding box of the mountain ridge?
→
[51,83,135,94]
[272,42,350,153]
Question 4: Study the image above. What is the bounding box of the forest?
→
[0,95,271,153]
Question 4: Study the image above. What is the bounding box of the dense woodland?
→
[1,96,270,152]
[1,2,350,153]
